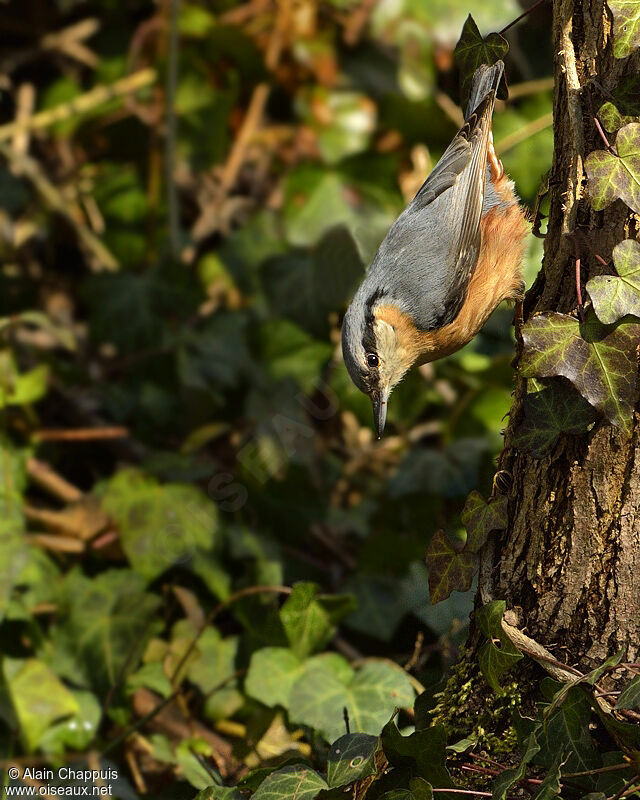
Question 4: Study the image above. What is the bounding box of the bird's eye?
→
[366,353,379,368]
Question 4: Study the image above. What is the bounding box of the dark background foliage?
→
[0,0,559,795]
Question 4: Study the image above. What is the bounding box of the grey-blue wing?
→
[367,94,495,331]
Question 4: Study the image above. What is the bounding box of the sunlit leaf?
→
[289,659,414,743]
[513,379,597,457]
[3,658,79,752]
[100,469,218,580]
[598,102,639,133]
[607,0,640,58]
[587,239,640,324]
[585,123,640,214]
[426,529,477,604]
[280,582,356,658]
[519,311,640,434]
[252,764,328,800]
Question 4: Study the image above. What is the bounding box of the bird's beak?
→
[371,387,389,439]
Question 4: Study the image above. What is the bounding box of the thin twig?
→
[33,427,129,442]
[0,143,118,271]
[499,0,549,35]
[26,457,83,503]
[573,236,585,322]
[0,69,156,142]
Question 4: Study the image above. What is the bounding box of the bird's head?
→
[341,293,419,437]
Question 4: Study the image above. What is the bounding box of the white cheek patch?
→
[373,318,397,358]
[372,318,411,388]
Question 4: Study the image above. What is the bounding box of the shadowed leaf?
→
[194,788,243,799]
[381,720,454,789]
[584,123,640,214]
[513,379,597,457]
[477,600,523,692]
[607,0,640,58]
[280,582,356,658]
[617,675,640,710]
[492,732,540,800]
[426,529,478,604]
[519,311,640,434]
[461,491,508,552]
[454,15,508,106]
[327,733,380,788]
[587,239,640,324]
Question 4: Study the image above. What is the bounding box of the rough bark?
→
[478,0,640,669]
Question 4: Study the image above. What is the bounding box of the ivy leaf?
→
[194,788,243,800]
[519,311,640,434]
[378,779,434,800]
[3,658,79,752]
[252,764,328,800]
[611,75,640,116]
[513,379,597,457]
[476,600,523,692]
[587,239,640,324]
[289,659,414,743]
[461,492,508,552]
[100,469,218,580]
[617,675,640,709]
[584,123,640,214]
[607,0,640,58]
[492,731,540,800]
[245,647,305,709]
[530,756,563,800]
[327,733,380,788]
[598,102,639,133]
[537,685,599,773]
[426,529,478,604]
[381,720,455,788]
[454,15,509,106]
[280,582,356,658]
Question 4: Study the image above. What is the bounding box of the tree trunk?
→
[478,0,640,670]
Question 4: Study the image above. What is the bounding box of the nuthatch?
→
[342,61,529,437]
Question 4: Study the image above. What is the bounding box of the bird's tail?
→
[465,61,504,120]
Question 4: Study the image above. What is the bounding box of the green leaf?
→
[379,780,434,800]
[531,757,563,800]
[280,583,356,658]
[492,732,540,800]
[536,686,599,773]
[617,675,640,709]
[381,720,454,788]
[610,75,640,116]
[52,569,162,693]
[0,440,30,621]
[3,658,79,752]
[100,469,218,580]
[461,492,508,552]
[297,89,376,164]
[476,601,523,692]
[252,764,328,800]
[598,102,639,133]
[585,123,640,214]
[513,380,597,457]
[263,225,363,337]
[38,690,101,754]
[245,647,304,709]
[194,788,243,800]
[426,530,478,604]
[587,239,640,324]
[187,628,243,721]
[327,733,380,788]
[0,351,49,409]
[454,15,508,106]
[519,311,640,434]
[289,659,414,743]
[260,321,333,394]
[607,0,640,58]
